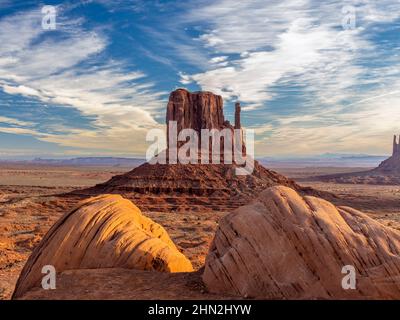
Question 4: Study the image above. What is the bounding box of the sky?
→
[0,0,400,159]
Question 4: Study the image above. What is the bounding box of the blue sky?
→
[1,0,400,159]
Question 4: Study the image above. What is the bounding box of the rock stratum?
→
[203,186,400,299]
[86,159,299,197]
[166,89,227,145]
[12,194,193,299]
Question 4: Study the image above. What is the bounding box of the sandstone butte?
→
[373,134,400,174]
[12,194,193,299]
[203,186,400,299]
[79,88,321,212]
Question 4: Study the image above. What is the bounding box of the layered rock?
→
[166,89,226,144]
[12,194,193,298]
[203,186,400,299]
[166,88,244,157]
[80,161,317,212]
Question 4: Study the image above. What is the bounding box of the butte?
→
[75,89,318,212]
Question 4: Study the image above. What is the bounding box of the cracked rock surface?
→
[203,186,400,299]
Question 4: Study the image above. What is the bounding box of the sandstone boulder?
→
[13,194,193,298]
[203,186,400,299]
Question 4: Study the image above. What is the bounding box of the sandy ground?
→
[1,165,399,299]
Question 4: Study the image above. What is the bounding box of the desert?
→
[2,90,400,300]
[1,161,400,299]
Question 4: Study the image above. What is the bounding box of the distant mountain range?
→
[259,154,387,168]
[0,154,388,168]
[0,157,145,167]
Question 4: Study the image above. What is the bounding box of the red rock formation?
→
[234,102,241,129]
[166,88,240,157]
[166,89,226,145]
[203,186,400,299]
[165,88,248,165]
[78,89,322,212]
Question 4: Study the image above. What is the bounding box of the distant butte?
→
[75,89,321,212]
[316,134,400,185]
[373,134,400,174]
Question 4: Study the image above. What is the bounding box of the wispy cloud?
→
[2,1,400,157]
[0,7,165,156]
[176,0,400,155]
[180,0,372,106]
[0,116,35,127]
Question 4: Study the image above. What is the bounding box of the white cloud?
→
[2,84,41,97]
[177,0,400,155]
[0,126,43,137]
[210,56,229,66]
[182,23,367,108]
[0,116,35,127]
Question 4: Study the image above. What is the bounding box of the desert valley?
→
[2,162,400,299]
[1,89,400,300]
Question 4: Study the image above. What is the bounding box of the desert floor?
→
[1,164,399,300]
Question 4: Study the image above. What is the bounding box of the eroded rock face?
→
[12,195,193,298]
[81,161,313,212]
[166,88,244,153]
[166,89,226,137]
[203,186,400,299]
